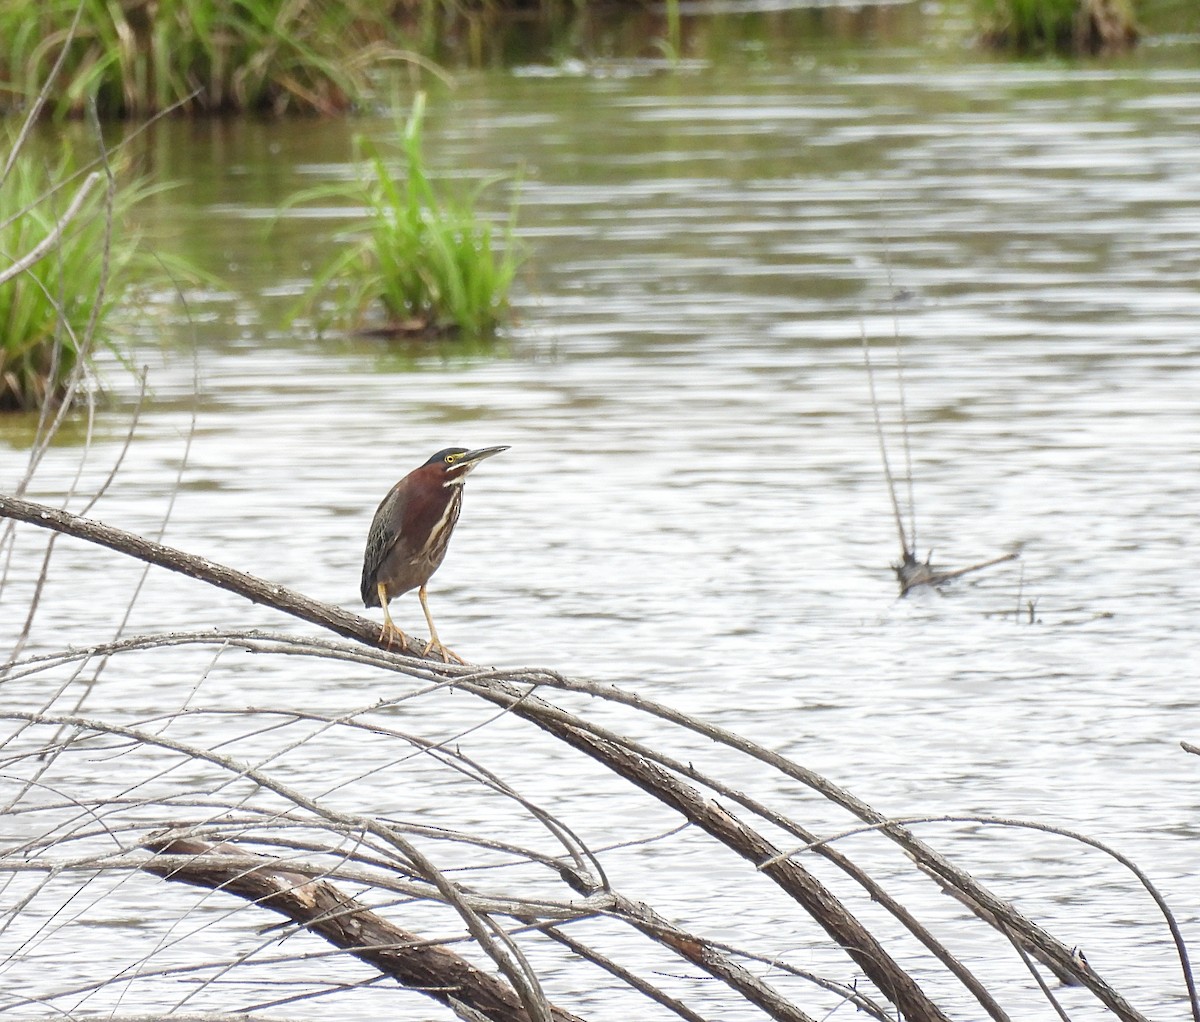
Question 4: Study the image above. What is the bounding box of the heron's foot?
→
[380,623,412,652]
[422,637,465,665]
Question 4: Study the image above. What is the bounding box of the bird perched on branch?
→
[361,446,508,661]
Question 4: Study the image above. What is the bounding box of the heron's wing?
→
[360,484,405,606]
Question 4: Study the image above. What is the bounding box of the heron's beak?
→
[458,446,510,472]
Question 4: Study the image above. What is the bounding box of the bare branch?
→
[139,834,586,1022]
[0,173,103,288]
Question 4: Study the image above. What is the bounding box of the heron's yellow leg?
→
[418,585,463,664]
[377,582,408,649]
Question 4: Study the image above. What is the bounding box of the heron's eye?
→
[445,452,461,464]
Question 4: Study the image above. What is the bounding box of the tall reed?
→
[0,0,407,118]
[978,0,1138,52]
[0,142,157,411]
[295,94,522,339]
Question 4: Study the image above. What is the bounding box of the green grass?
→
[295,93,522,339]
[0,0,410,118]
[0,139,160,411]
[977,0,1138,52]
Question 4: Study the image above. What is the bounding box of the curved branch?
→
[775,813,1197,1022]
[0,492,427,658]
[140,834,585,1022]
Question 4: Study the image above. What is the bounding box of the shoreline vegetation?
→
[978,0,1139,53]
[0,0,411,118]
[0,134,168,411]
[0,0,1148,124]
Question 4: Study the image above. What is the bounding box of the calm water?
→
[3,14,1200,1021]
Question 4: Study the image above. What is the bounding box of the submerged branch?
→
[895,550,1020,596]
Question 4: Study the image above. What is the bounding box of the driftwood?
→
[1,492,1188,1022]
[893,549,1020,596]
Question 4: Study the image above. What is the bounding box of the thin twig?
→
[0,173,102,288]
[766,812,1196,1022]
[861,325,910,557]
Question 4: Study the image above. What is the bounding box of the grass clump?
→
[978,0,1138,52]
[297,93,522,339]
[0,141,158,411]
[0,0,407,118]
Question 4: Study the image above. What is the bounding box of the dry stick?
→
[582,882,821,1022]
[19,1017,300,1022]
[11,371,149,662]
[139,835,585,1022]
[861,327,911,559]
[925,552,1020,585]
[517,873,830,1022]
[0,86,203,590]
[689,933,894,1022]
[0,498,1146,1022]
[0,493,419,656]
[0,84,208,573]
[889,304,918,554]
[0,174,103,289]
[58,118,200,712]
[0,848,593,927]
[774,812,1196,1022]
[0,0,109,195]
[3,102,115,622]
[999,923,1075,1022]
[539,925,711,1022]
[860,327,1017,593]
[0,911,366,1016]
[0,186,100,580]
[155,701,609,895]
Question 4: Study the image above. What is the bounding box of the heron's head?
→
[421,446,509,487]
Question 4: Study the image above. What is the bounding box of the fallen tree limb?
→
[0,493,422,658]
[140,833,585,1022]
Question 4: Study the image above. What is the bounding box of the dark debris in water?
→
[895,549,1019,597]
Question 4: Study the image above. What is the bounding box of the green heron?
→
[361,446,508,661]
